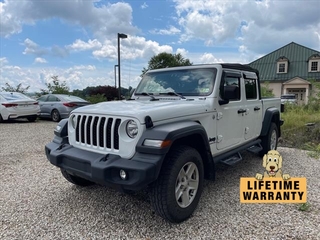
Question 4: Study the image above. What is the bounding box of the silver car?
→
[37,94,90,122]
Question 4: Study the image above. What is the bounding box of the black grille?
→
[107,118,113,148]
[114,119,121,150]
[74,115,121,150]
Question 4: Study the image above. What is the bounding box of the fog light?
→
[120,170,127,180]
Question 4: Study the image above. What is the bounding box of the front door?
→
[216,71,244,150]
[287,89,306,105]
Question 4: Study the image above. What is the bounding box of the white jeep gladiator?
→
[45,63,284,223]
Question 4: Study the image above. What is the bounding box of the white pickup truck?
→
[45,63,284,223]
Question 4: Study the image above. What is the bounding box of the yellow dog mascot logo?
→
[256,150,290,180]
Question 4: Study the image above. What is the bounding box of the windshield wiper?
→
[160,92,186,99]
[139,92,159,101]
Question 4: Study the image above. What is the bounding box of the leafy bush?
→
[86,94,107,104]
[261,82,274,97]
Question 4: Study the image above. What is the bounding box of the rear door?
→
[243,73,263,140]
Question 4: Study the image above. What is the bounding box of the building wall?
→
[261,82,282,97]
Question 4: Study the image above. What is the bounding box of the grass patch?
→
[298,202,311,211]
[282,104,320,130]
[302,143,320,159]
[280,103,320,150]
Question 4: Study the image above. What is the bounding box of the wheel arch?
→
[51,108,59,114]
[260,108,281,137]
[171,134,215,180]
[136,121,215,181]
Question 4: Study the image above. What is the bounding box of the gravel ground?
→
[1,119,320,240]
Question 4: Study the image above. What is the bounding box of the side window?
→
[245,79,257,100]
[224,76,241,101]
[37,96,47,102]
[47,95,60,102]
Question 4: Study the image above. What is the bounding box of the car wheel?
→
[259,122,279,157]
[27,115,37,122]
[51,109,61,122]
[149,145,204,223]
[0,114,3,123]
[60,169,95,186]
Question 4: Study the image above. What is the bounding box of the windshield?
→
[135,68,217,96]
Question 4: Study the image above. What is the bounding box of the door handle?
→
[254,106,261,111]
[238,109,247,114]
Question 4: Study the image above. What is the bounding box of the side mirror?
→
[219,85,239,105]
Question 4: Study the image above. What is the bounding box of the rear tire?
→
[259,122,279,157]
[27,115,37,122]
[149,145,204,223]
[60,169,94,186]
[0,114,3,123]
[51,109,61,122]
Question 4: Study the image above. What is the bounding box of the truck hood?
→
[72,99,208,124]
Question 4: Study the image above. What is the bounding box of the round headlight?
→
[126,120,138,138]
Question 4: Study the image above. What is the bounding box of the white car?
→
[0,92,40,122]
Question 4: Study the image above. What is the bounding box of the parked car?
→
[0,92,40,122]
[281,94,297,104]
[37,94,90,122]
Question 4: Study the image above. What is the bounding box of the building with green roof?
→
[249,42,320,104]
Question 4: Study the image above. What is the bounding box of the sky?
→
[1,0,320,92]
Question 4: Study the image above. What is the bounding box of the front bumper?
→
[45,141,165,191]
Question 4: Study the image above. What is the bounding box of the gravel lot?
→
[1,119,319,240]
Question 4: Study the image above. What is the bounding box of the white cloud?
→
[199,53,223,64]
[0,57,9,65]
[67,65,96,72]
[173,0,320,54]
[23,38,48,56]
[150,26,181,35]
[0,0,139,39]
[176,48,188,57]
[92,36,173,60]
[141,2,148,9]
[22,38,69,58]
[34,57,47,64]
[68,39,102,51]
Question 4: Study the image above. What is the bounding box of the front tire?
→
[149,145,204,223]
[259,122,279,157]
[60,169,94,186]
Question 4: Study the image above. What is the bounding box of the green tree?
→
[260,81,274,97]
[141,52,192,76]
[40,76,69,95]
[1,83,30,93]
[86,94,107,104]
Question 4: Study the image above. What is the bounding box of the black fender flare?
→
[260,108,281,137]
[136,121,215,180]
[52,118,69,144]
